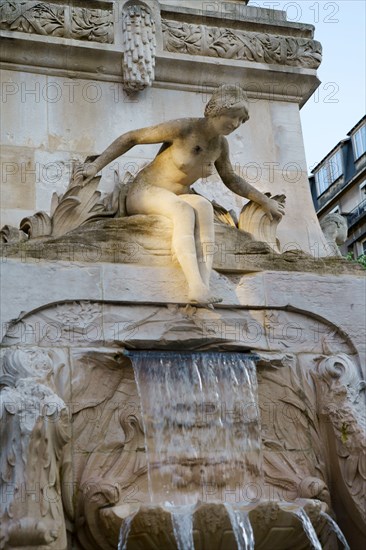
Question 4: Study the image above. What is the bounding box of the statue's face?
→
[213,107,249,135]
[336,221,348,244]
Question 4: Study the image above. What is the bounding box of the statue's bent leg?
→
[127,185,217,303]
[180,194,214,288]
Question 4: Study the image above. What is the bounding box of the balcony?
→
[347,198,366,228]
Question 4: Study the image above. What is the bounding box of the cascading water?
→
[225,504,255,550]
[117,351,339,550]
[320,512,350,549]
[117,511,137,550]
[129,351,262,506]
[279,503,322,550]
[169,504,195,550]
[293,508,322,550]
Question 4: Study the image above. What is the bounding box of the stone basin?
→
[100,499,339,549]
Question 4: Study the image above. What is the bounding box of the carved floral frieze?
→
[71,7,113,44]
[162,19,322,69]
[0,0,65,36]
[0,1,114,43]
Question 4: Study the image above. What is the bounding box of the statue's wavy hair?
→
[320,213,348,229]
[205,84,249,118]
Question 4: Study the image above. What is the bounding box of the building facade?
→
[309,115,366,257]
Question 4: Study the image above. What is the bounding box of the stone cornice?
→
[161,19,322,69]
[0,0,322,105]
[160,2,315,38]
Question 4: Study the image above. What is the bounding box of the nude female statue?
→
[80,85,284,304]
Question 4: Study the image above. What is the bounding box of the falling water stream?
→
[293,508,322,550]
[225,504,255,550]
[169,504,195,550]
[279,504,322,550]
[117,351,348,550]
[320,511,350,549]
[130,351,262,506]
[117,511,137,550]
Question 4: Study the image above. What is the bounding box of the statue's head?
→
[205,84,249,135]
[320,213,348,245]
[205,85,249,118]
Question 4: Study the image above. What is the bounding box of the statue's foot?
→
[188,286,222,306]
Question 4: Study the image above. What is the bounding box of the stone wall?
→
[1,0,329,254]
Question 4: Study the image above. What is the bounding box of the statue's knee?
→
[172,201,195,223]
[195,197,214,219]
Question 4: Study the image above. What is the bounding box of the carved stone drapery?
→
[0,1,114,43]
[162,20,322,69]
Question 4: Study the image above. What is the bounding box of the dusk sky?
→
[251,0,366,172]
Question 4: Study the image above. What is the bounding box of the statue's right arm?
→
[82,119,188,180]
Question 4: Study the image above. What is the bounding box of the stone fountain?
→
[1,1,365,549]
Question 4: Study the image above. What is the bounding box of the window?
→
[314,149,343,196]
[315,166,329,195]
[360,181,366,201]
[352,124,366,160]
[329,150,343,181]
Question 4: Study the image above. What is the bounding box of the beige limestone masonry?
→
[0,0,328,254]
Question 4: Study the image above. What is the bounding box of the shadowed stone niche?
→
[1,301,365,549]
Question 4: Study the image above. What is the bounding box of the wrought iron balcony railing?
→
[347,198,366,227]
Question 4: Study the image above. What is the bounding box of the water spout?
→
[169,504,195,550]
[292,508,322,550]
[320,511,350,549]
[225,504,255,550]
[117,511,137,550]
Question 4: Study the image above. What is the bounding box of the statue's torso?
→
[130,125,222,195]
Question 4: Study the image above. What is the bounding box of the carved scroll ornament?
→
[239,193,286,253]
[312,354,366,529]
[162,20,322,69]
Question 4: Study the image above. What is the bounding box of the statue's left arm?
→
[215,137,285,220]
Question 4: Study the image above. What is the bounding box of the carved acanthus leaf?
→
[162,20,322,68]
[17,161,122,240]
[239,193,286,253]
[20,210,52,238]
[0,224,27,244]
[122,2,156,92]
[312,354,366,523]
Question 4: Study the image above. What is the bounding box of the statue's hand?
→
[262,197,285,221]
[73,163,98,185]
[82,164,98,180]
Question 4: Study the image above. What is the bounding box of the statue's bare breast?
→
[131,130,222,194]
